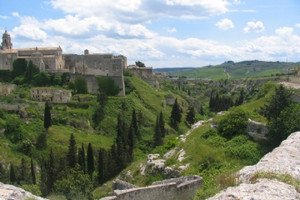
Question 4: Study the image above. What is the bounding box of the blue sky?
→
[0,0,300,68]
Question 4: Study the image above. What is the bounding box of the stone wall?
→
[30,87,72,103]
[100,175,203,200]
[0,83,16,96]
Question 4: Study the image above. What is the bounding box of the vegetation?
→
[74,77,88,94]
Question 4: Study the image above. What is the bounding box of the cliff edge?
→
[209,131,300,200]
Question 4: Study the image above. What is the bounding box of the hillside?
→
[0,73,192,199]
[170,60,300,80]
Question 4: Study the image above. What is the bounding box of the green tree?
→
[135,61,145,67]
[261,84,292,121]
[170,98,181,129]
[130,109,140,139]
[235,88,244,106]
[24,60,40,83]
[0,163,7,183]
[77,143,86,173]
[12,58,27,79]
[74,76,88,94]
[30,159,36,184]
[33,71,51,86]
[54,165,93,200]
[96,76,120,96]
[40,160,48,196]
[128,125,134,161]
[87,143,94,179]
[9,163,16,184]
[218,108,248,139]
[44,101,51,129]
[67,134,77,169]
[159,111,165,137]
[154,116,163,147]
[47,148,55,194]
[19,158,28,184]
[36,131,47,150]
[268,104,300,148]
[97,148,106,184]
[186,106,195,126]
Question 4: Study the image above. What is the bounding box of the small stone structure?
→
[30,87,72,103]
[126,65,159,88]
[101,175,203,200]
[0,83,16,96]
[246,119,268,141]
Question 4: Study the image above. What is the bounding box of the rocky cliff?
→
[0,182,47,200]
[209,131,300,200]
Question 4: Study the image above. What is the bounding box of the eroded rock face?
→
[0,182,47,200]
[208,178,300,200]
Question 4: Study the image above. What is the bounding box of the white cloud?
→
[294,24,300,28]
[167,27,177,33]
[232,0,242,5]
[244,21,265,33]
[12,24,47,41]
[0,15,8,19]
[12,12,19,17]
[215,18,234,30]
[275,27,293,36]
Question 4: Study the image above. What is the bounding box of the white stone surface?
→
[208,178,300,200]
[239,131,300,183]
[0,182,47,200]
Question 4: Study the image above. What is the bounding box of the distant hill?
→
[169,60,300,80]
[153,67,195,73]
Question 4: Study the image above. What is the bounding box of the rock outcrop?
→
[209,131,300,200]
[0,182,47,200]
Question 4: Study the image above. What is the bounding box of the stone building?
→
[126,65,159,88]
[0,31,127,96]
[30,88,72,103]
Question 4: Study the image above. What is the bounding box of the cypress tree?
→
[128,125,134,161]
[9,163,16,184]
[154,116,163,147]
[81,143,86,173]
[170,98,181,129]
[20,158,27,183]
[40,160,48,196]
[186,106,195,125]
[97,148,106,184]
[30,159,36,184]
[67,133,77,169]
[87,143,94,179]
[44,101,51,129]
[116,115,125,169]
[47,148,55,194]
[159,111,165,137]
[0,163,7,183]
[131,109,140,139]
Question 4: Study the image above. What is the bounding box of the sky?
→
[0,0,300,68]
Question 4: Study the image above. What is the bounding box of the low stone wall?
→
[101,175,203,200]
[0,83,16,96]
[31,88,72,103]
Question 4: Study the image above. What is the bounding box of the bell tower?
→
[1,30,13,50]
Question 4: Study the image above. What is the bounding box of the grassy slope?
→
[171,61,299,80]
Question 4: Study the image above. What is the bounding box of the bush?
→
[74,77,88,94]
[217,108,248,139]
[96,76,120,96]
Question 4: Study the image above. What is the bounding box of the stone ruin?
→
[30,87,72,103]
[0,83,16,96]
[101,175,203,200]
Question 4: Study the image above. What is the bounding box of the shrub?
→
[217,108,248,139]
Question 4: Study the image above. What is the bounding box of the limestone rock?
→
[239,131,300,183]
[246,119,268,141]
[113,179,137,190]
[0,182,47,200]
[208,178,300,200]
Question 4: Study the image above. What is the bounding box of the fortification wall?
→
[30,88,72,103]
[0,52,17,70]
[101,175,203,200]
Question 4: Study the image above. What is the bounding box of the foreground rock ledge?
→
[209,131,300,200]
[0,182,47,200]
